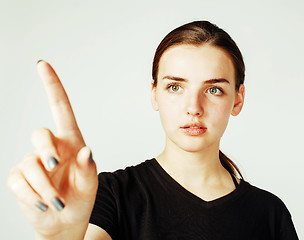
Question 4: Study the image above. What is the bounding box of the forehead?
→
[158,44,235,84]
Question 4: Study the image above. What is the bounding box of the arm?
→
[84,224,112,240]
[7,61,99,239]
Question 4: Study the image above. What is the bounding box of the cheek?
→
[159,102,177,119]
[208,101,233,130]
[157,96,181,128]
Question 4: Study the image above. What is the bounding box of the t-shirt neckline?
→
[149,158,248,208]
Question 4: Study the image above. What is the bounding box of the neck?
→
[156,138,228,187]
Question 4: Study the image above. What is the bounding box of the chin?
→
[180,145,210,153]
[171,137,215,153]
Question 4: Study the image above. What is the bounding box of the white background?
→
[1,0,303,238]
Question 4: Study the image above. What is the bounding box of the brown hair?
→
[152,20,244,178]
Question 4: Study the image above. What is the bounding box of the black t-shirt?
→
[90,159,298,240]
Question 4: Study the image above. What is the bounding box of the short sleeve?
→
[89,172,120,239]
[279,216,299,240]
[275,197,299,240]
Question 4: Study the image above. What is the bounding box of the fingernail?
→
[35,201,48,212]
[37,59,44,64]
[52,197,65,211]
[47,156,58,170]
[89,151,93,164]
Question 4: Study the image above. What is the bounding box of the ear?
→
[151,80,159,111]
[231,84,245,116]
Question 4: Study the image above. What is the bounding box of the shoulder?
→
[241,181,298,236]
[99,158,155,177]
[97,159,157,190]
[240,180,293,222]
[242,180,288,207]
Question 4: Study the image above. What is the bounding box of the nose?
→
[186,92,204,117]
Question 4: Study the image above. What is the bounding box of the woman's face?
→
[151,44,245,153]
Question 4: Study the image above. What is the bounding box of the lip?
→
[180,123,207,136]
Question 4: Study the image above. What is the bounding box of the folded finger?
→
[31,128,61,171]
[7,165,48,212]
[20,153,65,211]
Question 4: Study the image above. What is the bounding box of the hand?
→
[7,61,98,239]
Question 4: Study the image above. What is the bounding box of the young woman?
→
[8,21,298,239]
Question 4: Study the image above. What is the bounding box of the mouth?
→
[180,123,207,136]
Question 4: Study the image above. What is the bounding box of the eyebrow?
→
[162,75,230,85]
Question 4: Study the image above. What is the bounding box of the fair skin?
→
[7,61,111,240]
[151,44,245,201]
[7,44,244,239]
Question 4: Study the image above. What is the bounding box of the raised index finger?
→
[37,60,82,139]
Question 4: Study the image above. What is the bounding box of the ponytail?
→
[219,150,243,179]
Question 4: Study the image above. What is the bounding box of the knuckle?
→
[20,153,40,172]
[7,166,17,188]
[23,152,39,164]
[31,127,53,145]
[9,178,23,194]
[7,167,23,193]
[24,151,37,160]
[32,127,50,137]
[7,152,39,190]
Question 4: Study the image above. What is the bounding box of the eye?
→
[207,87,223,95]
[167,83,182,93]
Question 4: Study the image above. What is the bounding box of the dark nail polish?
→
[89,151,93,164]
[37,59,43,64]
[35,201,48,212]
[52,197,65,211]
[47,156,58,170]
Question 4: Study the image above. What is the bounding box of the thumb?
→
[74,146,98,198]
